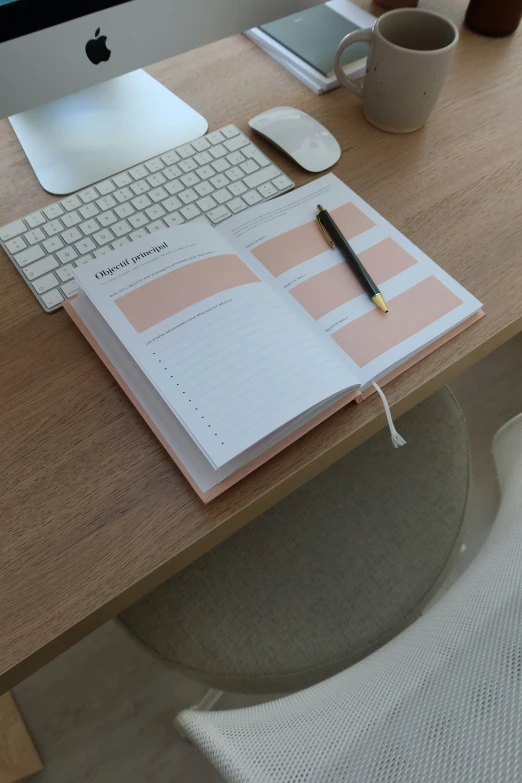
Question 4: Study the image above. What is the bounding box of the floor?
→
[12,333,522,783]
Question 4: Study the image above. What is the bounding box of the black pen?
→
[315,204,388,313]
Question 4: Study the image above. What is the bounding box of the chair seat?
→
[120,387,469,693]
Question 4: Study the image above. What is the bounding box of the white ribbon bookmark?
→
[372,382,407,448]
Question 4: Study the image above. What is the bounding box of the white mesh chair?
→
[177,412,522,783]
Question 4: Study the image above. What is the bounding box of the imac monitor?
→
[0,0,320,194]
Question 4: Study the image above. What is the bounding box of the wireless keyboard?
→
[0,125,294,312]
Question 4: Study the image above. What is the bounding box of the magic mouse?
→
[248,106,341,173]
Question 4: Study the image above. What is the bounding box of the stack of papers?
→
[244,0,376,94]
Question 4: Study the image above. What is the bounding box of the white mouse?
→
[248,106,341,173]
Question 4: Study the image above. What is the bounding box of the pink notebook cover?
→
[64,298,484,502]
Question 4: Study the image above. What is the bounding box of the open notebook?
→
[65,174,483,501]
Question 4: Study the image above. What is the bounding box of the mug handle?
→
[334,28,374,99]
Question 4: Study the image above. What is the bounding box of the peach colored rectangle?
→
[115,254,259,333]
[291,238,417,320]
[333,276,463,367]
[251,202,375,276]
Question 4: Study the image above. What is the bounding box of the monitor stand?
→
[9,69,208,196]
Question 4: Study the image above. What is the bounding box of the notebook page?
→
[221,174,482,388]
[74,224,358,468]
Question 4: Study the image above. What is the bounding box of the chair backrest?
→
[177,413,522,783]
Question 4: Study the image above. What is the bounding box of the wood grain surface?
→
[1,0,522,693]
[0,694,42,782]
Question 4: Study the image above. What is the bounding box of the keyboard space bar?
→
[243,165,280,189]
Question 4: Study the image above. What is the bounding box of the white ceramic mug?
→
[334,8,459,133]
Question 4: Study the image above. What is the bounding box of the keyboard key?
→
[112,220,132,237]
[114,187,133,203]
[181,172,200,188]
[227,151,246,166]
[213,188,232,204]
[113,172,133,188]
[165,180,184,196]
[129,164,148,180]
[145,157,164,173]
[211,158,230,173]
[93,228,115,246]
[195,181,214,197]
[228,181,248,197]
[210,174,229,189]
[97,195,117,211]
[145,204,166,220]
[94,247,111,258]
[129,229,149,241]
[14,245,44,267]
[207,129,225,144]
[179,158,198,173]
[61,210,82,228]
[180,204,201,220]
[228,197,247,214]
[177,143,195,159]
[198,165,214,180]
[6,236,27,254]
[56,246,78,263]
[164,212,185,227]
[149,187,168,203]
[96,180,116,195]
[244,165,280,189]
[79,219,99,236]
[258,182,278,198]
[197,195,217,212]
[163,196,182,212]
[97,210,118,227]
[41,288,64,309]
[207,205,232,224]
[161,149,181,165]
[43,203,64,219]
[78,187,99,204]
[192,215,212,226]
[224,134,249,152]
[243,145,270,166]
[131,180,150,196]
[79,203,99,219]
[129,212,149,229]
[114,202,135,219]
[25,211,46,228]
[178,188,198,205]
[240,159,259,175]
[191,137,210,152]
[61,279,79,298]
[76,254,94,265]
[24,228,46,245]
[44,219,64,236]
[210,143,227,159]
[272,174,294,191]
[163,164,182,180]
[147,220,167,232]
[132,194,152,211]
[243,189,263,206]
[112,237,130,248]
[221,124,240,139]
[194,151,213,166]
[75,237,96,255]
[23,255,58,280]
[147,172,166,188]
[0,219,26,242]
[33,272,59,294]
[225,166,243,182]
[61,195,82,211]
[57,264,75,282]
[43,236,64,253]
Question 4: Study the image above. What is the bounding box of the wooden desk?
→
[2,0,522,694]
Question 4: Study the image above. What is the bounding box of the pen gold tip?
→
[316,204,325,214]
[372,293,388,313]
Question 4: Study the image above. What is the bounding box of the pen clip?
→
[315,205,335,249]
